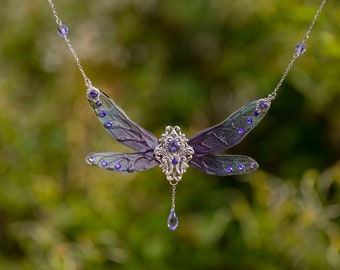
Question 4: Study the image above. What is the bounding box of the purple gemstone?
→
[226,167,233,174]
[168,139,180,153]
[247,118,253,124]
[295,42,307,55]
[87,88,99,100]
[258,100,269,110]
[167,210,178,230]
[104,121,113,128]
[238,128,244,135]
[88,156,95,163]
[99,110,107,117]
[57,24,68,37]
[101,160,108,167]
[96,100,102,106]
[115,163,121,169]
[253,109,259,116]
[238,164,245,171]
[172,158,178,165]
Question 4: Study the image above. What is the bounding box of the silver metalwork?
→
[154,126,194,183]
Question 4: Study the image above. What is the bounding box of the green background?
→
[1,0,340,269]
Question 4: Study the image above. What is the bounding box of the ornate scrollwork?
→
[154,126,194,182]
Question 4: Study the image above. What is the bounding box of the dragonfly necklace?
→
[47,0,327,230]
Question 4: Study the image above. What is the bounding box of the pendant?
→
[85,87,271,230]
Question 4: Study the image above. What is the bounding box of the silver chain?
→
[47,0,93,89]
[267,0,327,102]
[47,0,327,99]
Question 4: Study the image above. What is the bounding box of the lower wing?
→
[86,152,159,173]
[189,154,259,176]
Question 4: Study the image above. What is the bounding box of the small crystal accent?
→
[99,109,107,117]
[226,167,233,174]
[115,163,121,169]
[238,164,245,171]
[238,128,244,135]
[172,158,178,165]
[57,24,68,37]
[87,88,100,100]
[167,210,179,230]
[88,156,95,163]
[104,121,113,128]
[247,118,253,124]
[295,42,307,55]
[101,160,108,167]
[96,100,102,107]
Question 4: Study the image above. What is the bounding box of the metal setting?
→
[154,126,194,182]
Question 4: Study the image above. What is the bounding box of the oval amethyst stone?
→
[115,163,121,169]
[101,160,108,167]
[167,139,180,153]
[247,118,253,124]
[171,158,178,165]
[238,128,244,135]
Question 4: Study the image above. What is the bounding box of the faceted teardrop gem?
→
[167,210,179,230]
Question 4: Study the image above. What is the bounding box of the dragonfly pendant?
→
[85,87,271,230]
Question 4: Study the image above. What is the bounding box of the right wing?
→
[188,99,270,154]
[189,154,259,176]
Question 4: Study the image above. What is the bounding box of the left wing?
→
[87,89,159,154]
[86,152,159,173]
[188,99,270,154]
[189,154,259,176]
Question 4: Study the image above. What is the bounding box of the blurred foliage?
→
[1,0,340,269]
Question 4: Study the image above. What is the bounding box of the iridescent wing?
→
[188,99,270,154]
[87,88,159,154]
[189,154,258,176]
[86,152,159,173]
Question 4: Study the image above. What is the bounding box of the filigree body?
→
[154,126,194,182]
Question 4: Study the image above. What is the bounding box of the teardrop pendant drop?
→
[167,210,178,230]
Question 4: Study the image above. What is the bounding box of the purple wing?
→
[190,154,259,176]
[86,152,159,173]
[87,88,159,154]
[188,99,270,154]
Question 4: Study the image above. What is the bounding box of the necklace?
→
[47,0,327,230]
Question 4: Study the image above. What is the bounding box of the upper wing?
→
[86,152,159,173]
[189,154,259,176]
[188,99,270,154]
[87,88,159,154]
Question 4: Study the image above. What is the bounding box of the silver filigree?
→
[154,126,194,182]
